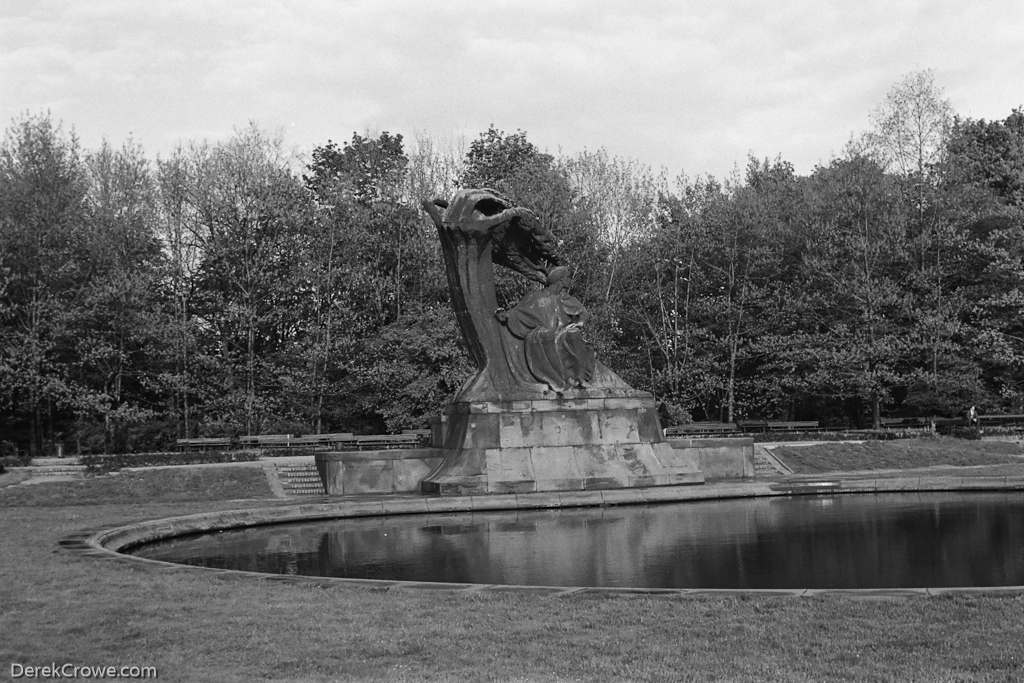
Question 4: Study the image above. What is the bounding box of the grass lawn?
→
[774,436,1024,474]
[3,457,1024,681]
[0,466,272,507]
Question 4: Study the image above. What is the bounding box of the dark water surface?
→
[129,492,1024,589]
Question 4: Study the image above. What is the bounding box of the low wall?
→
[316,438,756,496]
[315,449,444,496]
[669,437,756,479]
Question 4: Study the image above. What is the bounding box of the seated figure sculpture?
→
[497,266,596,393]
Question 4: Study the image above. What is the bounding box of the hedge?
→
[82,450,262,474]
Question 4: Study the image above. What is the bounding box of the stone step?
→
[26,465,87,476]
[752,446,791,476]
[33,457,83,466]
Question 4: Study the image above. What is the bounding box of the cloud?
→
[1,0,1022,177]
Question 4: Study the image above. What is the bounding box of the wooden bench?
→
[288,433,358,448]
[737,421,820,433]
[402,429,431,445]
[978,414,1024,426]
[176,437,232,451]
[352,434,423,450]
[665,423,738,438]
[238,434,294,449]
[289,435,325,447]
[318,432,356,444]
[879,417,930,429]
[766,421,820,431]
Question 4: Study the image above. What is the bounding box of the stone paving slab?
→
[63,472,1024,598]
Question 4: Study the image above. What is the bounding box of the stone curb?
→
[62,475,1024,598]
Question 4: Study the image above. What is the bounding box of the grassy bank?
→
[0,466,272,507]
[774,436,1024,474]
[3,455,1024,680]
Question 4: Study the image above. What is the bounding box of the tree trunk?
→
[246,311,256,435]
[726,336,737,423]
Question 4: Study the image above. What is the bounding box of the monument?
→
[419,188,706,494]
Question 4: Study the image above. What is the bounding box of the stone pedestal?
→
[421,396,705,495]
[316,449,444,496]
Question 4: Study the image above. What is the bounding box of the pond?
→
[128,492,1024,590]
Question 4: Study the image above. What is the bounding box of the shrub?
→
[82,450,261,475]
[0,454,32,469]
[748,430,905,443]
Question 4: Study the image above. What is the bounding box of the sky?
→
[2,0,1023,180]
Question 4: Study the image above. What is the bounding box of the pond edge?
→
[61,474,1024,598]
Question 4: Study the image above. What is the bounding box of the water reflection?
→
[130,493,1024,589]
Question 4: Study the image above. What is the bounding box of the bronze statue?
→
[420,188,705,495]
[498,266,596,392]
[422,189,620,402]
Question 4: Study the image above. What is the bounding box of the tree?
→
[867,69,954,179]
[863,72,968,417]
[185,125,315,435]
[72,138,166,452]
[155,147,205,440]
[562,150,665,304]
[459,126,552,193]
[944,109,1024,209]
[801,155,914,428]
[0,114,90,455]
[616,175,720,419]
[306,132,428,322]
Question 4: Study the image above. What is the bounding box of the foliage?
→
[865,69,954,178]
[0,114,92,455]
[8,76,1024,451]
[348,305,471,432]
[748,430,902,443]
[81,450,261,474]
[0,455,32,470]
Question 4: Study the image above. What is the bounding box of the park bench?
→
[737,420,820,433]
[765,421,820,431]
[351,434,423,450]
[878,417,929,428]
[978,414,1024,426]
[288,432,357,448]
[402,429,432,445]
[288,435,324,447]
[665,423,738,438]
[176,437,232,451]
[318,432,356,445]
[238,434,294,449]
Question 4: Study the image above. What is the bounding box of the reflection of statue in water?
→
[497,266,596,393]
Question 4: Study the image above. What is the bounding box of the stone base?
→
[421,397,706,495]
[316,449,444,496]
[669,438,756,479]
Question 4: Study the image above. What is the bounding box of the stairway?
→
[275,462,325,496]
[26,464,86,478]
[753,445,793,476]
